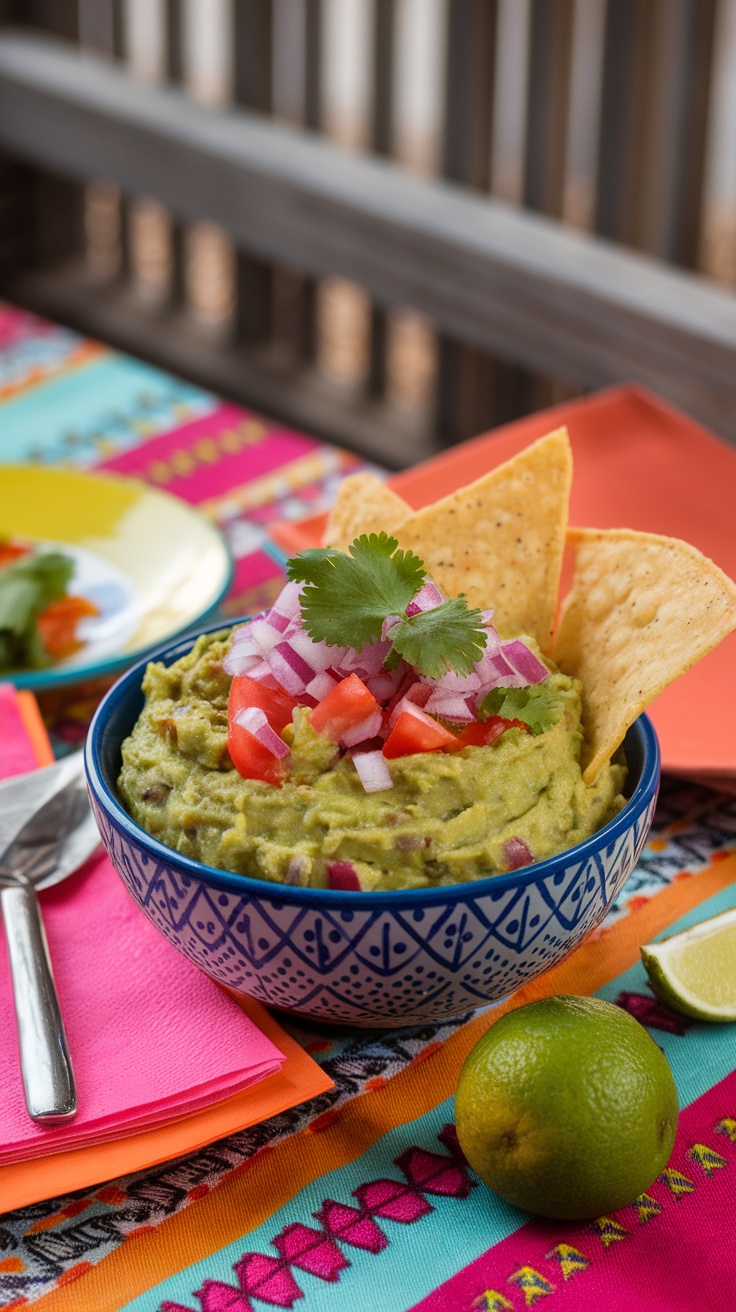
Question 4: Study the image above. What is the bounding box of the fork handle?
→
[1,884,77,1122]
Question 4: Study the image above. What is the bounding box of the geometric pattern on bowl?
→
[90,784,657,1028]
[86,626,661,1027]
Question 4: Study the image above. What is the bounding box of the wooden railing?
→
[0,0,735,467]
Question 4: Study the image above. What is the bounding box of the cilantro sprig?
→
[286,533,487,678]
[479,683,560,735]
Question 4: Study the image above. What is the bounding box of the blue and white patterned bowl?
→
[85,626,660,1028]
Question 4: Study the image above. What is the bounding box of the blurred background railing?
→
[1,0,736,467]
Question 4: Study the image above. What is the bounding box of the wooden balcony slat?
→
[233,0,274,345]
[595,0,716,268]
[523,0,574,218]
[367,0,396,399]
[2,33,736,441]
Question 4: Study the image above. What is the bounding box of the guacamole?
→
[118,631,627,891]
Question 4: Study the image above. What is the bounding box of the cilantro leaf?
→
[287,533,425,650]
[285,534,488,677]
[479,682,560,735]
[391,597,487,679]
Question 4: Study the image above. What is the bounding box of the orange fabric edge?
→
[16,691,55,767]
[0,996,332,1212]
[32,852,736,1312]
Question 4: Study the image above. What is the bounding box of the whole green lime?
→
[455,995,678,1219]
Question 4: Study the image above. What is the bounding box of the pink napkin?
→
[0,685,285,1165]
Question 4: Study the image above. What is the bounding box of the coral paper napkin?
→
[0,684,285,1166]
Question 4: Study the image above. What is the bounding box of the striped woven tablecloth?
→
[1,304,735,1312]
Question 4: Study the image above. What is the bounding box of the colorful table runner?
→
[1,304,735,1311]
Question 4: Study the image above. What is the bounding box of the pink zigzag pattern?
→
[160,1125,475,1312]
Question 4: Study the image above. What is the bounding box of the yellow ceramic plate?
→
[0,466,232,690]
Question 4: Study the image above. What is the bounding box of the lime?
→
[455,995,678,1219]
[641,906,736,1021]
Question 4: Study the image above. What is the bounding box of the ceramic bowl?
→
[85,626,660,1028]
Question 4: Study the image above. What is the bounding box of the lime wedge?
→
[641,907,736,1022]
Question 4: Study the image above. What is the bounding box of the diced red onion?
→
[366,669,404,702]
[422,667,481,694]
[249,618,282,655]
[388,681,432,727]
[234,707,291,759]
[405,580,444,616]
[287,627,346,671]
[223,624,263,676]
[267,624,348,695]
[328,861,361,891]
[480,608,495,625]
[284,856,309,887]
[223,646,262,677]
[340,708,383,747]
[339,636,392,678]
[268,642,315,693]
[423,690,476,722]
[306,670,339,701]
[246,660,280,688]
[353,750,394,793]
[267,580,304,629]
[504,837,534,870]
[501,640,548,686]
[381,614,403,641]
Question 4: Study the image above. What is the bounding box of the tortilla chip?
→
[395,428,572,649]
[323,473,411,552]
[554,528,736,782]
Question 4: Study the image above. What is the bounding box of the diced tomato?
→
[382,706,458,758]
[37,595,99,659]
[444,715,529,751]
[227,720,286,786]
[0,542,30,568]
[309,674,379,742]
[229,674,298,733]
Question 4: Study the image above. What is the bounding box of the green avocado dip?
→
[118,630,627,891]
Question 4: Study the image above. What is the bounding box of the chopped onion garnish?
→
[268,642,314,693]
[340,636,392,678]
[234,707,291,758]
[327,861,361,891]
[366,669,403,702]
[353,750,394,793]
[284,855,309,887]
[340,707,383,747]
[249,618,282,655]
[501,639,548,686]
[423,690,476,722]
[381,614,403,641]
[306,670,339,701]
[244,659,280,687]
[388,681,432,727]
[504,837,534,870]
[267,580,304,629]
[405,580,443,616]
[223,625,263,676]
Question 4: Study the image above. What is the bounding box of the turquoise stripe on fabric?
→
[0,354,213,465]
[121,881,736,1312]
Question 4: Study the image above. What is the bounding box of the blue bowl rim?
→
[85,618,661,911]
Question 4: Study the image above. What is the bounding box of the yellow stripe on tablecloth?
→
[32,852,736,1312]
